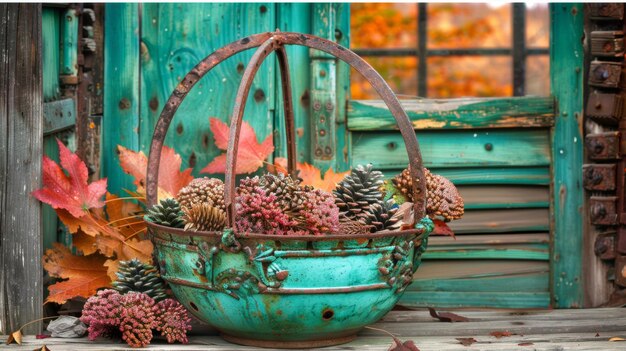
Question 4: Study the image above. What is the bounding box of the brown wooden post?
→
[0,4,44,334]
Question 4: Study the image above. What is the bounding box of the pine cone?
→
[176,177,225,211]
[393,167,464,221]
[119,293,157,348]
[260,173,307,216]
[182,203,226,232]
[145,198,185,228]
[80,289,123,340]
[333,164,385,222]
[339,216,373,235]
[300,189,340,234]
[112,259,168,302]
[366,199,401,232]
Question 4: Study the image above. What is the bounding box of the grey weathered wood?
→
[2,308,626,350]
[0,4,43,334]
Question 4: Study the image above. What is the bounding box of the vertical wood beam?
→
[512,3,526,96]
[0,3,44,333]
[550,3,585,308]
[102,4,140,195]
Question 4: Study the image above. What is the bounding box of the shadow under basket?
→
[149,223,429,348]
[145,31,433,349]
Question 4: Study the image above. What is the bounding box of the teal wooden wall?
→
[101,3,584,308]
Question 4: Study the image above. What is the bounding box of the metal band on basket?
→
[146,32,427,228]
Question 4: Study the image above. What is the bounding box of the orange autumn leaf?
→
[32,139,107,218]
[117,145,193,199]
[105,193,146,240]
[43,243,111,304]
[72,231,98,255]
[273,158,350,192]
[201,117,274,174]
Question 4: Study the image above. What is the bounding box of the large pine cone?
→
[176,177,225,211]
[182,203,226,232]
[333,164,385,222]
[260,173,307,216]
[393,167,464,221]
[112,259,168,302]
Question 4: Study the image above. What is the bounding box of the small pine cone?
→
[113,259,168,302]
[260,173,307,215]
[425,168,464,221]
[338,215,373,235]
[333,164,385,223]
[182,203,226,232]
[176,177,225,211]
[119,293,157,348]
[392,167,464,222]
[301,189,340,235]
[366,199,400,232]
[80,289,123,340]
[155,299,192,344]
[235,183,297,234]
[145,198,185,228]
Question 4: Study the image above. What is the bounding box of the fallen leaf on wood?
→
[42,243,111,304]
[6,330,22,345]
[595,332,600,337]
[432,219,455,238]
[201,117,274,174]
[518,342,534,346]
[490,331,513,338]
[609,337,626,341]
[388,335,420,351]
[456,337,476,346]
[32,139,107,218]
[428,307,469,322]
[35,334,51,339]
[34,346,50,351]
[118,145,193,199]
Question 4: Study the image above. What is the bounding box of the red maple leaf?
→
[432,219,456,239]
[32,139,107,218]
[117,145,193,199]
[201,117,274,174]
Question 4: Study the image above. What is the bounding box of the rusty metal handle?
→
[146,32,427,229]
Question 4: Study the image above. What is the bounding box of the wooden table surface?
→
[3,308,626,350]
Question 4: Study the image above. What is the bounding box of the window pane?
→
[427,3,511,49]
[351,3,417,49]
[526,56,550,96]
[427,57,512,98]
[526,3,549,48]
[351,57,418,100]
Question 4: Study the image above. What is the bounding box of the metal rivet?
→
[325,147,332,155]
[319,129,326,136]
[335,29,343,40]
[315,148,323,156]
[320,70,326,77]
[484,143,493,151]
[387,142,397,150]
[313,101,321,111]
[325,102,334,111]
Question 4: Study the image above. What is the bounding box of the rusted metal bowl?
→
[146,32,432,348]
[148,224,431,348]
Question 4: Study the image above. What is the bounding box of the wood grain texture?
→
[457,185,549,210]
[4,308,626,350]
[347,96,555,131]
[102,3,140,195]
[352,129,551,169]
[399,291,550,309]
[449,208,549,234]
[383,166,550,185]
[42,7,60,101]
[550,3,584,308]
[0,3,43,334]
[139,4,275,179]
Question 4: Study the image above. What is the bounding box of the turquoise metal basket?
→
[145,32,432,349]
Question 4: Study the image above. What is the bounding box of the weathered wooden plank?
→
[383,166,550,186]
[139,4,275,178]
[42,7,60,101]
[43,98,75,135]
[352,129,551,169]
[449,208,549,234]
[411,272,549,293]
[423,247,549,261]
[347,96,555,131]
[399,291,550,309]
[457,185,549,210]
[102,3,139,195]
[414,260,549,280]
[550,3,584,308]
[428,233,549,246]
[0,3,43,334]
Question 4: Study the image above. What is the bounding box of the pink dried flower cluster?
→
[301,189,339,234]
[235,185,297,234]
[235,174,339,235]
[80,289,192,348]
